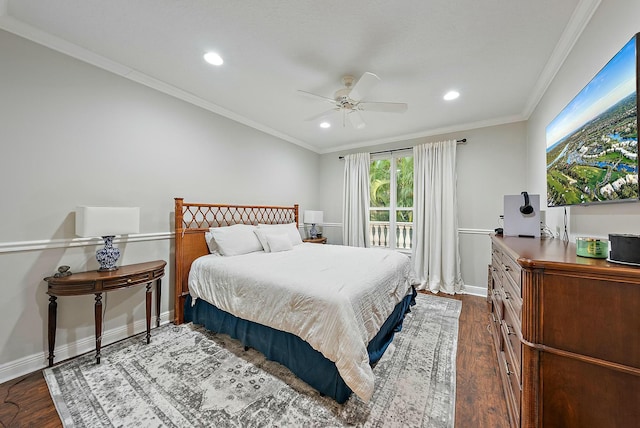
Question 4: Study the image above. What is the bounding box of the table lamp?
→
[76,206,140,271]
[303,210,324,239]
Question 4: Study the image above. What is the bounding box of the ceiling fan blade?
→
[358,102,408,113]
[348,110,366,129]
[349,72,380,102]
[297,90,336,104]
[304,108,339,121]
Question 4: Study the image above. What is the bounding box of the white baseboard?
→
[461,284,487,297]
[0,310,173,384]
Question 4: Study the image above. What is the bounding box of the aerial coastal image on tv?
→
[546,35,638,207]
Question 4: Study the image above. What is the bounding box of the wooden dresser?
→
[489,235,640,427]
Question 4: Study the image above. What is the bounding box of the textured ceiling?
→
[0,0,599,153]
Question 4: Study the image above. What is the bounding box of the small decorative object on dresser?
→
[45,260,166,367]
[489,235,640,427]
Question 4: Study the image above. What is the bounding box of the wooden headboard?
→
[173,198,299,324]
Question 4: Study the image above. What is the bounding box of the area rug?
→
[44,293,461,427]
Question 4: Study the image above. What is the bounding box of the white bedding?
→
[188,242,416,402]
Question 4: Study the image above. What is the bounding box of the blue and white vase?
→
[96,236,120,271]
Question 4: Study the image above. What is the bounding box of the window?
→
[370,153,413,250]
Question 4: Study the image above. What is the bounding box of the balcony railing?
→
[370,221,413,249]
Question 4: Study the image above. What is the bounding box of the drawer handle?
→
[503,265,510,272]
[504,291,511,300]
[127,278,132,284]
[505,360,513,376]
[506,324,515,335]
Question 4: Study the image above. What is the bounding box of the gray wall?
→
[526,0,640,240]
[0,30,319,381]
[318,121,528,294]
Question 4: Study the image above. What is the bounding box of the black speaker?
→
[520,191,534,215]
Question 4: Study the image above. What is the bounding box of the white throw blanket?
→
[188,243,416,401]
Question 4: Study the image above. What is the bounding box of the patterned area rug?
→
[44,293,461,427]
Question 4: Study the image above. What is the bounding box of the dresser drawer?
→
[491,243,503,262]
[489,299,503,352]
[103,272,153,289]
[491,250,503,268]
[499,350,521,426]
[491,282,504,322]
[501,306,522,381]
[502,253,522,294]
[502,271,522,320]
[489,313,501,355]
[498,352,522,427]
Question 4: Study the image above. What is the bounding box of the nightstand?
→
[303,237,327,244]
[45,260,166,366]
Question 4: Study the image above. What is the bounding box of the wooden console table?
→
[45,260,166,366]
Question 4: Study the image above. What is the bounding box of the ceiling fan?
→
[298,72,408,129]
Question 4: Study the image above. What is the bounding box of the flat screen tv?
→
[546,33,639,207]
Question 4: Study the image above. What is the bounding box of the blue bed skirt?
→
[184,286,416,403]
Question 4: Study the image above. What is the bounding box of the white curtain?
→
[342,152,371,247]
[412,140,464,293]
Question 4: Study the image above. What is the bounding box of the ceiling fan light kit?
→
[299,72,408,129]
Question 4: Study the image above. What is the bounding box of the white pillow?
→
[255,229,294,252]
[209,224,263,256]
[266,233,293,252]
[204,231,220,255]
[258,223,303,246]
[254,229,272,252]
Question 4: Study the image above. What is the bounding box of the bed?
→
[174,198,416,403]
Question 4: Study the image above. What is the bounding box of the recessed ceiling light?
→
[443,90,460,101]
[203,52,223,66]
[320,122,331,129]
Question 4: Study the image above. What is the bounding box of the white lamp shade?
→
[303,210,323,224]
[76,206,140,237]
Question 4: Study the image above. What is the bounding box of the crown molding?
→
[0,0,602,156]
[521,0,602,118]
[320,114,524,154]
[0,14,317,154]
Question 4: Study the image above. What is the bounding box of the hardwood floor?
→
[0,371,60,428]
[444,293,511,428]
[0,293,509,427]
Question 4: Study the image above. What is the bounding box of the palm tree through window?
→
[370,153,413,250]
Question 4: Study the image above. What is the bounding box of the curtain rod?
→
[338,138,467,159]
